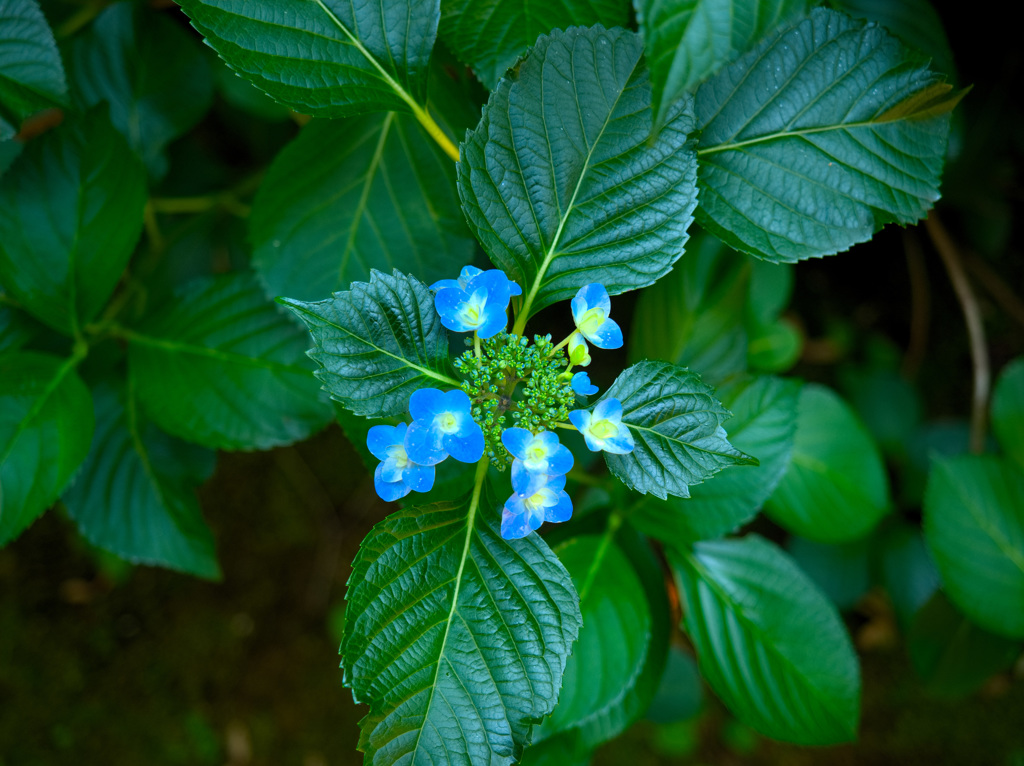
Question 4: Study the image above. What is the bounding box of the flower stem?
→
[474,332,482,359]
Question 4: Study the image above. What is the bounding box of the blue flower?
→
[501,468,572,540]
[366,423,435,501]
[570,372,598,396]
[404,388,485,465]
[569,398,635,455]
[501,427,574,476]
[432,267,522,339]
[571,283,623,349]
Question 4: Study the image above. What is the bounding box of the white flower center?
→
[578,306,607,337]
[386,444,409,468]
[435,411,459,434]
[589,418,619,440]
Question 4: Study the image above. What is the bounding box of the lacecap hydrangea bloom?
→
[366,269,634,540]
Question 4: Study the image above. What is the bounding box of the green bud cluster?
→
[454,332,576,468]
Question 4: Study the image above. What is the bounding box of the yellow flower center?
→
[386,445,409,468]
[436,412,459,434]
[590,418,619,440]
[578,307,606,337]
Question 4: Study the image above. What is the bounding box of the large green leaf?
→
[671,535,860,745]
[439,0,628,90]
[877,522,940,628]
[0,0,67,140]
[69,2,214,177]
[178,0,438,117]
[908,591,1021,698]
[251,113,474,303]
[633,375,799,543]
[0,108,146,336]
[694,7,959,262]
[787,536,870,611]
[342,477,582,764]
[992,357,1024,473]
[459,25,700,323]
[126,273,332,451]
[764,383,889,542]
[281,269,457,419]
[0,352,93,544]
[636,0,810,128]
[923,455,1024,639]
[0,302,37,353]
[63,384,219,579]
[600,360,755,501]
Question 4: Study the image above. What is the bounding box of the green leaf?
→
[636,0,810,128]
[0,351,92,544]
[600,360,755,501]
[0,302,37,353]
[787,536,870,611]
[633,375,799,543]
[0,0,67,140]
[694,7,958,262]
[764,383,889,542]
[0,107,146,336]
[646,647,704,723]
[341,477,582,764]
[629,232,750,385]
[746,318,801,373]
[439,0,628,90]
[63,384,219,579]
[908,591,1021,698]
[519,731,590,766]
[0,134,22,175]
[459,25,700,322]
[992,357,1024,473]
[280,269,457,419]
[178,0,438,117]
[126,273,332,451]
[69,2,214,178]
[670,535,860,745]
[878,522,940,628]
[214,60,291,123]
[923,454,1024,639]
[251,113,474,303]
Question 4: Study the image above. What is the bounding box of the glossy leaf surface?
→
[671,535,860,744]
[695,8,957,261]
[0,0,66,139]
[0,108,146,335]
[342,486,582,764]
[0,352,92,544]
[128,273,332,451]
[252,113,474,303]
[281,270,457,419]
[601,360,755,500]
[459,25,699,320]
[765,383,889,542]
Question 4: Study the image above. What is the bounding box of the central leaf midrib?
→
[697,117,904,157]
[124,328,306,376]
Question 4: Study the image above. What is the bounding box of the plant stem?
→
[410,103,460,163]
[925,212,990,454]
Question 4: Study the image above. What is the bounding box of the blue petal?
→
[477,303,508,338]
[458,265,483,284]
[571,372,598,396]
[501,495,534,539]
[366,423,402,461]
[434,287,476,332]
[568,409,590,433]
[602,428,636,455]
[403,461,435,493]
[441,388,473,419]
[511,460,546,494]
[374,464,412,501]
[466,270,514,310]
[409,388,446,421]
[508,278,522,296]
[404,419,447,465]
[578,283,611,314]
[379,456,405,483]
[429,278,461,292]
[546,442,574,476]
[589,318,623,349]
[501,427,534,461]
[444,424,484,463]
[544,491,573,523]
[570,294,587,326]
[592,397,623,422]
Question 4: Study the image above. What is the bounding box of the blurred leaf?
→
[127,273,332,451]
[519,730,590,766]
[747,318,801,373]
[601,361,755,500]
[0,137,21,175]
[992,357,1024,473]
[69,3,214,178]
[342,487,582,763]
[908,590,1020,697]
[829,0,956,80]
[63,384,219,579]
[178,0,438,117]
[251,113,474,303]
[671,535,860,745]
[630,232,749,385]
[878,522,940,628]
[902,419,971,506]
[0,302,37,353]
[0,107,146,335]
[213,60,291,122]
[636,0,810,128]
[633,374,799,543]
[439,0,627,90]
[765,384,890,542]
[0,352,92,544]
[924,454,1024,639]
[787,535,870,611]
[840,367,922,456]
[0,0,67,139]
[746,258,794,325]
[459,26,699,319]
[646,647,703,724]
[281,269,456,419]
[694,8,957,261]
